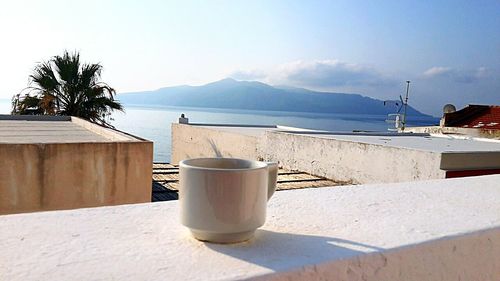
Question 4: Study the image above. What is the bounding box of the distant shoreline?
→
[120,103,439,120]
[117,78,434,118]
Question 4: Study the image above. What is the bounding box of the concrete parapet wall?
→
[0,142,152,214]
[1,175,499,280]
[260,227,500,281]
[261,131,445,184]
[70,116,138,141]
[0,115,154,215]
[0,142,153,214]
[171,124,447,184]
[171,123,260,163]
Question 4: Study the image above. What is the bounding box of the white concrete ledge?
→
[171,123,500,184]
[1,175,499,280]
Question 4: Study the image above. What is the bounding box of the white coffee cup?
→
[179,158,278,243]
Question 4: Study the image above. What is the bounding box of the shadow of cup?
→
[204,229,384,271]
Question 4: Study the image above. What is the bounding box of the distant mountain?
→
[118,78,429,117]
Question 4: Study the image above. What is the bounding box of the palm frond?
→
[30,61,59,92]
[10,50,122,126]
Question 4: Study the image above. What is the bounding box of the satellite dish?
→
[443,104,456,114]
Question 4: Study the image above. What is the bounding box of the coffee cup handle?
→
[266,162,278,200]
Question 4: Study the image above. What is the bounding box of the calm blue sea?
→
[0,100,438,162]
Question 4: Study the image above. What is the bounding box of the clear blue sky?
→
[0,0,498,115]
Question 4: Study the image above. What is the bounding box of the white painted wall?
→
[171,124,447,183]
[1,175,499,280]
[260,131,445,184]
[171,123,261,163]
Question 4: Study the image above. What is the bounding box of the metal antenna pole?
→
[402,80,410,131]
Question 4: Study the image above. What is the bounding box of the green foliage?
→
[12,51,123,127]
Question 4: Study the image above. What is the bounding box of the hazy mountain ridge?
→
[118,78,429,117]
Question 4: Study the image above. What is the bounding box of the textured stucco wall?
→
[257,227,500,281]
[171,123,260,164]
[0,142,153,214]
[261,131,446,184]
[1,175,499,281]
[171,124,446,184]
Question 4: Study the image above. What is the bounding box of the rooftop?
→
[193,123,500,153]
[192,124,313,137]
[2,174,499,280]
[444,104,500,130]
[294,132,500,153]
[0,115,141,143]
[150,163,346,201]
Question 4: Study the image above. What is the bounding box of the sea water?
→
[0,100,438,162]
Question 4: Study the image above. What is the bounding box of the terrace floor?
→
[151,163,349,201]
[0,120,111,143]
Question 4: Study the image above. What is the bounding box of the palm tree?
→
[12,51,123,127]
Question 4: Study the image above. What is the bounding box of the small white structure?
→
[385,113,403,131]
